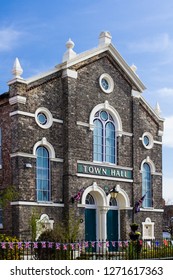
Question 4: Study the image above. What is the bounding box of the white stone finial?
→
[62,38,77,62]
[99,31,112,46]
[130,64,137,73]
[155,102,161,116]
[12,57,23,79]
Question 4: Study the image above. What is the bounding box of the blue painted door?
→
[85,209,96,241]
[107,209,118,251]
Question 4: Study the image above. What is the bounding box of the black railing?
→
[0,239,173,260]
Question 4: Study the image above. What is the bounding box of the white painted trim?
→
[62,69,78,79]
[153,140,162,145]
[119,207,133,210]
[10,152,36,158]
[10,151,63,162]
[77,173,133,182]
[9,110,63,124]
[141,132,154,149]
[99,73,114,93]
[51,158,64,162]
[9,96,26,105]
[89,100,123,134]
[152,172,162,176]
[139,137,162,146]
[8,78,27,85]
[121,131,133,137]
[77,160,133,170]
[53,118,63,124]
[76,121,132,136]
[11,201,64,207]
[140,208,164,213]
[25,44,146,92]
[140,157,156,173]
[63,44,146,92]
[158,130,164,137]
[10,110,35,117]
[140,96,164,122]
[35,107,53,129]
[76,121,89,127]
[131,89,141,98]
[139,170,162,176]
[26,67,58,84]
[33,137,55,158]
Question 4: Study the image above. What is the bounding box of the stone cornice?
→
[9,95,26,105]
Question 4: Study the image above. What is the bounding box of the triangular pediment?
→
[59,43,146,93]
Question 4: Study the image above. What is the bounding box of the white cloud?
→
[127,33,172,53]
[163,177,173,204]
[155,87,173,97]
[163,115,173,148]
[0,27,21,52]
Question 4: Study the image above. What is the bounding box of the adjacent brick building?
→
[0,32,164,241]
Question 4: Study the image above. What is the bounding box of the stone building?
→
[0,32,164,241]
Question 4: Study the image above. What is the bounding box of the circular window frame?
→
[35,107,53,129]
[99,73,114,93]
[142,132,154,149]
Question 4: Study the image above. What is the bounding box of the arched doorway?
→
[81,182,130,244]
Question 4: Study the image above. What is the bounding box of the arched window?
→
[142,163,152,207]
[36,146,50,202]
[109,197,117,206]
[85,193,95,205]
[93,110,116,163]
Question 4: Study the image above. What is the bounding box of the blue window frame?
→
[93,111,116,163]
[36,146,50,202]
[142,163,152,207]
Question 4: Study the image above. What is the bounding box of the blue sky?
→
[0,0,173,203]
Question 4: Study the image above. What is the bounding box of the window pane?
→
[86,193,95,204]
[142,163,152,207]
[93,111,116,163]
[36,146,50,202]
[93,120,103,161]
[105,122,115,163]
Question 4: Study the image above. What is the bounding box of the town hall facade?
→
[0,32,164,241]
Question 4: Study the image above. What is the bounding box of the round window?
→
[143,135,149,146]
[35,107,53,129]
[142,133,153,149]
[37,113,47,125]
[99,73,114,93]
[101,78,109,91]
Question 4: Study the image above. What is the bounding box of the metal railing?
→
[0,239,173,260]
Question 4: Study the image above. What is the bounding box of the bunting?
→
[0,239,172,251]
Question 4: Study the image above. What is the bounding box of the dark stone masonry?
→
[0,32,164,241]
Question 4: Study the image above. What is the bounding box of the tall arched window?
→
[36,146,50,202]
[93,110,116,163]
[142,163,152,207]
